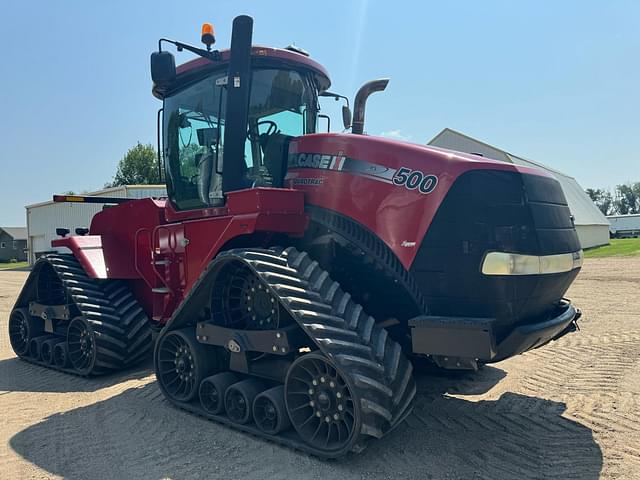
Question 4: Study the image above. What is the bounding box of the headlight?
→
[482,250,583,276]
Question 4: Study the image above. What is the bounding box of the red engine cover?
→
[285,133,552,269]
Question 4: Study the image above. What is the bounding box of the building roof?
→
[607,213,640,219]
[428,128,610,227]
[0,227,27,240]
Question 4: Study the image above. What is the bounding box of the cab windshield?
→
[164,68,318,210]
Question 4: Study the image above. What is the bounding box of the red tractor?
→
[9,16,583,457]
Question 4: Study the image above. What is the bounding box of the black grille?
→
[410,170,581,340]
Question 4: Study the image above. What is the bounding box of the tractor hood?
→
[286,132,554,266]
[286,133,581,329]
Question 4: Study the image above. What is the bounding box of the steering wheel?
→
[247,120,278,141]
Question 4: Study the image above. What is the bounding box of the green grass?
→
[584,238,640,258]
[0,261,29,270]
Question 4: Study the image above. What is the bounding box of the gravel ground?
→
[1,258,639,479]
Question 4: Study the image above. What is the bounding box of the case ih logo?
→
[288,152,438,194]
[288,152,346,170]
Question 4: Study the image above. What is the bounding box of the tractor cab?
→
[151,18,331,212]
[164,64,319,210]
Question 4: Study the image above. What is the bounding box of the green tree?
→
[585,188,614,215]
[106,143,159,187]
[614,183,640,215]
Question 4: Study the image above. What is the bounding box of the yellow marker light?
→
[65,196,85,202]
[201,23,216,50]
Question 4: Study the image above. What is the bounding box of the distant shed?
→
[26,185,166,264]
[428,128,610,249]
[607,214,640,238]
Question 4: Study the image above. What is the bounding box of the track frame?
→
[155,246,416,458]
[9,254,152,376]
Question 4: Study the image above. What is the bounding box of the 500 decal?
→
[392,167,438,194]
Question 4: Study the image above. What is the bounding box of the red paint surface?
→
[89,198,167,279]
[286,134,552,269]
[52,235,107,278]
[54,189,305,323]
[176,45,330,89]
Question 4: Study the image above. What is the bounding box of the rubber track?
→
[161,246,416,457]
[303,206,427,315]
[14,254,152,376]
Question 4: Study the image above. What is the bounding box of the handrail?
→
[151,225,187,294]
[134,228,155,290]
[135,227,173,293]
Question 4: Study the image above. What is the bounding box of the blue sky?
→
[1,0,638,226]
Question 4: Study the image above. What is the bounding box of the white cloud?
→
[379,129,412,141]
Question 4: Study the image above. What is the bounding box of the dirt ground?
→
[0,258,639,480]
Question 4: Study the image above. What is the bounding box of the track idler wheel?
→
[9,308,42,356]
[285,353,360,453]
[156,328,220,402]
[199,372,238,415]
[67,316,97,375]
[29,336,49,361]
[225,379,264,425]
[53,342,70,368]
[41,338,64,365]
[253,385,291,435]
[211,262,281,330]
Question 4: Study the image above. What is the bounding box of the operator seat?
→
[260,133,291,187]
[194,151,212,204]
[194,150,225,206]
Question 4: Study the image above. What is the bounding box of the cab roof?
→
[175,45,331,90]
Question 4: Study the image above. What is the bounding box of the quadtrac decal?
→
[291,177,324,186]
[287,152,438,194]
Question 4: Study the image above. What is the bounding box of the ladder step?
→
[152,259,170,266]
[152,287,171,294]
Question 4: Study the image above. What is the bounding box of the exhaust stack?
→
[351,78,389,135]
[222,15,254,193]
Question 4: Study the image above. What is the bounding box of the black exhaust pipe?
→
[222,15,253,194]
[351,78,389,135]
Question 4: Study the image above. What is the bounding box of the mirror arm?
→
[319,91,350,108]
[158,38,221,61]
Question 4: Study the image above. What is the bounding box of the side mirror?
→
[319,91,352,130]
[342,105,352,130]
[151,51,176,87]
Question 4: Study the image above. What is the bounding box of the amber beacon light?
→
[201,23,216,50]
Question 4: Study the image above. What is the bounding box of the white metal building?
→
[26,185,166,264]
[428,128,610,249]
[607,214,640,238]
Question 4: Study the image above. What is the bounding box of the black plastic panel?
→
[410,170,581,340]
